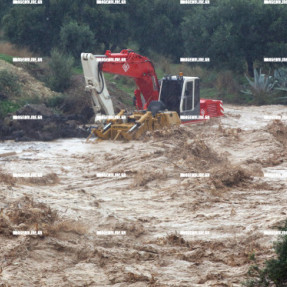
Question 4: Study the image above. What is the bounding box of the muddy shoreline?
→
[0,104,90,142]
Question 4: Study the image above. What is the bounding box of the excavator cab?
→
[159,76,200,120]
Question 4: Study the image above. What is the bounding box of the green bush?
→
[244,220,287,287]
[0,54,13,64]
[45,93,67,108]
[0,100,20,118]
[18,95,42,106]
[47,49,74,92]
[0,70,21,98]
[60,21,95,61]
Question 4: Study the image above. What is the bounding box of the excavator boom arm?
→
[82,49,160,112]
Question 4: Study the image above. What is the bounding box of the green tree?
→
[149,0,184,59]
[81,3,129,52]
[126,0,153,54]
[2,6,48,53]
[0,2,12,21]
[245,221,287,286]
[182,0,287,76]
[47,49,74,92]
[60,21,95,60]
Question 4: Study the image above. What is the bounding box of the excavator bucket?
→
[87,109,181,141]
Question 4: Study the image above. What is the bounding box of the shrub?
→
[0,100,20,118]
[0,70,21,99]
[241,69,278,105]
[45,93,67,109]
[47,49,74,92]
[60,21,95,61]
[216,70,240,94]
[244,220,287,287]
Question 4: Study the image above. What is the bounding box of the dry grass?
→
[173,64,207,79]
[215,70,240,94]
[0,42,35,57]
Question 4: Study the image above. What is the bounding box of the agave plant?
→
[241,68,278,104]
[244,69,277,93]
[274,67,287,90]
[272,68,287,103]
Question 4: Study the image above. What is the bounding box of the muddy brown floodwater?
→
[0,104,287,287]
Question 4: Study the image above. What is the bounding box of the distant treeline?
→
[1,0,287,75]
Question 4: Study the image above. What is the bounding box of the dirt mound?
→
[0,170,16,186]
[58,75,95,123]
[106,80,134,113]
[16,103,53,117]
[0,59,58,99]
[0,104,89,141]
[211,165,253,189]
[168,137,226,170]
[267,120,287,146]
[0,196,87,239]
[0,196,57,237]
[59,75,133,123]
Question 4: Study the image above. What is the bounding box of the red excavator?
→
[81,49,223,140]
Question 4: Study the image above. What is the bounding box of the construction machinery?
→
[81,49,223,140]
